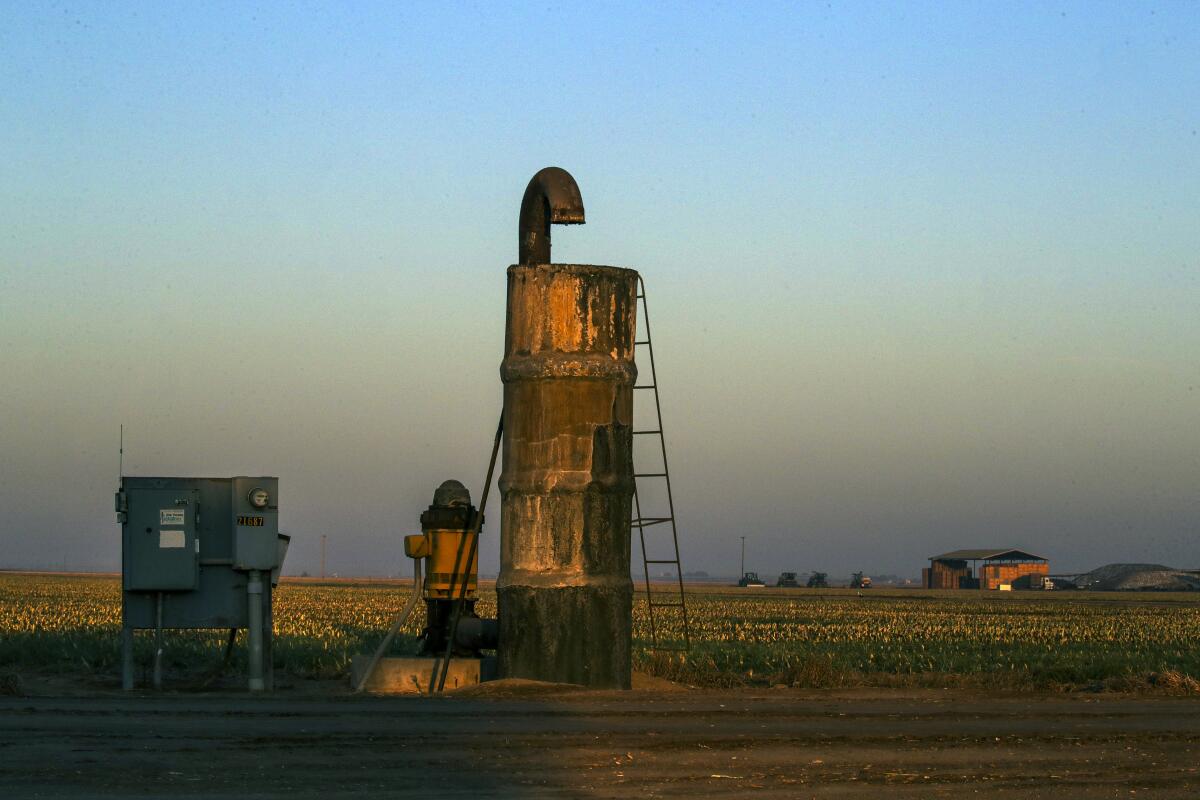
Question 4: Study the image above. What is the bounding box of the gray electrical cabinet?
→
[117,476,289,691]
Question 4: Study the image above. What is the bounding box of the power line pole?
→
[320,534,327,578]
[740,536,746,578]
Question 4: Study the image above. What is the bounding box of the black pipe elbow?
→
[453,617,498,651]
[518,167,585,265]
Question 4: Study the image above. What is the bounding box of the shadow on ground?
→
[2,677,1200,798]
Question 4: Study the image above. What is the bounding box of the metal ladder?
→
[632,276,690,650]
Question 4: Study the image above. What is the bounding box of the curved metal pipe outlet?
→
[518,166,585,265]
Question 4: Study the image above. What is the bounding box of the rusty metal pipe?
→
[518,167,585,265]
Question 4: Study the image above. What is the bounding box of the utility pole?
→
[740,536,746,578]
[320,534,327,578]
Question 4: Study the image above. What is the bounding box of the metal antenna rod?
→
[433,415,503,693]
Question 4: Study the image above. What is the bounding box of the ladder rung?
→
[648,602,685,608]
[644,559,679,564]
[634,340,650,345]
[633,384,656,389]
[635,472,667,478]
[632,429,662,435]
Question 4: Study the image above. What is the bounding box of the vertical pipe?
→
[247,570,264,691]
[498,263,639,688]
[357,559,424,693]
[434,420,503,693]
[152,593,163,690]
[264,583,274,691]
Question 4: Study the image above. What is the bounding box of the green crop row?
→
[2,573,1198,690]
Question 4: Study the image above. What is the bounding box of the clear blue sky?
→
[1,2,1197,577]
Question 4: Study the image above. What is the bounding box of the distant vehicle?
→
[776,571,799,587]
[807,571,829,588]
[738,572,766,587]
[850,571,872,589]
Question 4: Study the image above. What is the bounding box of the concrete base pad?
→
[350,655,496,694]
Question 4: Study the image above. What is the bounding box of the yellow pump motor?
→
[403,479,483,655]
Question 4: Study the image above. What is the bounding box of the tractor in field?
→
[738,572,766,587]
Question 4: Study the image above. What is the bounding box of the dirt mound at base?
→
[450,678,587,697]
[631,671,688,691]
[451,672,687,696]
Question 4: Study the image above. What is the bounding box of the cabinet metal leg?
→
[152,593,163,690]
[121,625,134,691]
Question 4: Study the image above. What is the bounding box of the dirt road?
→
[2,683,1198,798]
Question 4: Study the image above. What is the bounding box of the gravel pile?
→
[1076,563,1200,592]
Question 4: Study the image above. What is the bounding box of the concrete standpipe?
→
[497,168,637,688]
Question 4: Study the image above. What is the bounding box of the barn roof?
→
[929,549,1046,562]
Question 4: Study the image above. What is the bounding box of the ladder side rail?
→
[632,282,662,648]
[634,276,691,648]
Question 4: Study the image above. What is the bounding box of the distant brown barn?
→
[923,549,1048,590]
